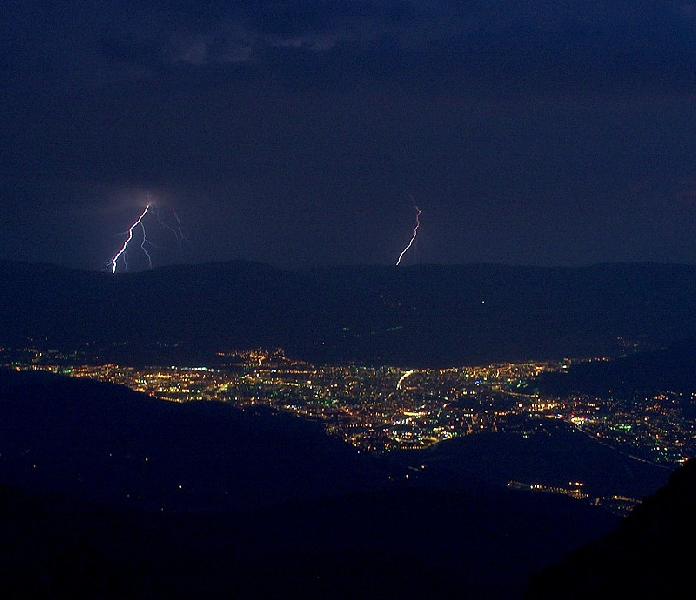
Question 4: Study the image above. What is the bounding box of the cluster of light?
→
[397,369,415,390]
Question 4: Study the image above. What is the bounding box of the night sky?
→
[3,1,696,270]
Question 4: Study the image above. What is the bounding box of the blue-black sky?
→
[3,1,696,269]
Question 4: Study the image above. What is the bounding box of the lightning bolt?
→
[171,209,187,242]
[396,206,422,266]
[156,206,186,246]
[110,204,152,274]
[138,218,153,269]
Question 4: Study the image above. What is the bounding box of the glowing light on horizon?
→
[396,206,422,266]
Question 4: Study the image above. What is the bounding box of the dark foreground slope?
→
[0,483,617,600]
[2,261,696,365]
[0,369,384,512]
[0,370,618,598]
[527,459,696,598]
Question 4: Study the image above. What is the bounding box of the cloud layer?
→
[2,1,696,268]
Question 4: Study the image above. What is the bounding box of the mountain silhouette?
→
[0,368,620,598]
[2,260,696,366]
[527,458,696,598]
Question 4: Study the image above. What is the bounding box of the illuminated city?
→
[4,345,693,516]
[4,2,696,595]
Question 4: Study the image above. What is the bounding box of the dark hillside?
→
[528,459,696,598]
[2,261,695,365]
[0,369,620,598]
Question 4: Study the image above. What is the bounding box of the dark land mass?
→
[2,260,696,366]
[537,339,696,397]
[399,424,669,499]
[527,458,696,598]
[0,369,385,512]
[0,369,621,598]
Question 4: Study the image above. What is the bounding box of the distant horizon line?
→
[2,257,696,273]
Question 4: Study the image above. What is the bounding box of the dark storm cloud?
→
[7,1,695,90]
[3,1,696,268]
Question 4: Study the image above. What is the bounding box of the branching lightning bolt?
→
[156,206,187,247]
[110,204,152,273]
[108,200,187,273]
[138,218,153,269]
[396,206,422,266]
[171,209,187,242]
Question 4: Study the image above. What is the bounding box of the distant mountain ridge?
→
[537,339,696,396]
[1,260,695,366]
